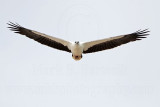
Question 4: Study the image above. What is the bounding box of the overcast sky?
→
[0,0,160,107]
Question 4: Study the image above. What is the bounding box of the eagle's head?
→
[75,41,79,44]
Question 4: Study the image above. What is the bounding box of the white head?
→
[75,41,79,44]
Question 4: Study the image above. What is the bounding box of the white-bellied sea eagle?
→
[7,22,149,61]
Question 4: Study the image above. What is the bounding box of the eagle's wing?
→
[7,22,72,53]
[83,29,149,53]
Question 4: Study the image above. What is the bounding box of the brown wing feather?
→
[7,22,71,53]
[83,29,149,53]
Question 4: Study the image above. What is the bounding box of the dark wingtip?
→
[135,29,150,40]
[7,21,22,32]
[7,21,22,27]
[136,29,150,34]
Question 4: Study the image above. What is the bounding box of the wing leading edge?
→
[7,22,71,53]
[83,29,149,53]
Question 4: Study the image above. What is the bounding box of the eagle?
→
[7,22,149,61]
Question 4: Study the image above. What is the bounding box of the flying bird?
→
[7,22,149,61]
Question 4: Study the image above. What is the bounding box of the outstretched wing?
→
[7,22,71,53]
[83,29,149,53]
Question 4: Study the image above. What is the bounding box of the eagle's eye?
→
[75,41,79,44]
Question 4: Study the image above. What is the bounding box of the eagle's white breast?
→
[71,43,83,56]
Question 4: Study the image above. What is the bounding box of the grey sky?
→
[0,0,160,107]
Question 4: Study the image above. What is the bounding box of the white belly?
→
[71,44,83,55]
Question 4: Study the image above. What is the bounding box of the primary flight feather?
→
[7,22,149,61]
